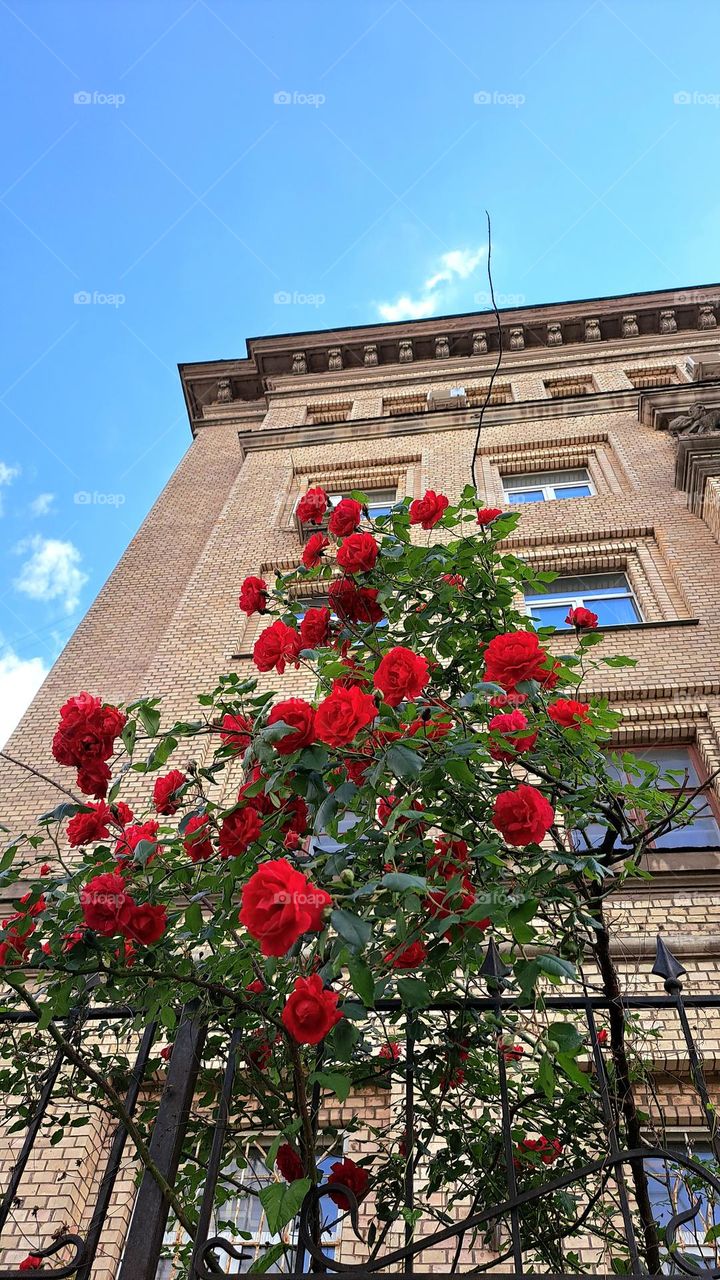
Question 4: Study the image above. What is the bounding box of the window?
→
[647,1141,720,1272]
[156,1148,341,1277]
[575,746,720,853]
[292,595,331,623]
[295,488,397,530]
[503,467,594,504]
[524,572,641,629]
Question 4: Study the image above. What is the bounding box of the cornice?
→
[180,283,720,432]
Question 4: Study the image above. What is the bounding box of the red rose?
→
[566,605,598,629]
[121,902,167,946]
[344,754,372,786]
[238,575,268,615]
[405,713,453,740]
[328,497,362,537]
[253,620,302,674]
[153,769,187,815]
[219,713,253,754]
[219,806,263,858]
[547,698,591,729]
[487,710,538,762]
[476,507,503,526]
[115,821,161,866]
[282,973,343,1044]
[492,784,555,846]
[483,630,554,691]
[383,940,427,969]
[237,765,275,815]
[517,1136,562,1165]
[336,532,378,574]
[441,573,464,589]
[239,858,329,955]
[315,685,377,747]
[378,794,425,829]
[597,1029,609,1045]
[328,578,384,625]
[276,1143,304,1182]
[160,1044,172,1061]
[302,531,330,567]
[183,814,213,862]
[67,801,114,847]
[300,606,331,650]
[19,1258,43,1273]
[39,864,51,876]
[80,872,133,936]
[409,490,449,529]
[374,646,429,707]
[500,1042,524,1062]
[52,692,126,798]
[280,795,309,837]
[327,1157,370,1210]
[379,1041,401,1061]
[297,487,328,525]
[114,801,134,826]
[267,698,316,755]
[428,836,469,876]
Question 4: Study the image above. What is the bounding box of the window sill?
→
[552,617,699,635]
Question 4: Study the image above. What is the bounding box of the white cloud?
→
[377,246,487,323]
[30,492,55,517]
[0,645,49,747]
[14,536,88,614]
[0,461,20,516]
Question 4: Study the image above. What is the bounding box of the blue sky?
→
[1,0,719,743]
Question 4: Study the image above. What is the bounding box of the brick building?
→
[3,283,720,1274]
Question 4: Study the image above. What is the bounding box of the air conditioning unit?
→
[427,386,467,411]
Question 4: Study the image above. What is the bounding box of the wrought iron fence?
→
[2,938,720,1278]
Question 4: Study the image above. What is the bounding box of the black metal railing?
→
[2,939,720,1278]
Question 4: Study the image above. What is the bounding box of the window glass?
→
[509,488,545,504]
[504,468,594,504]
[524,572,640,629]
[554,483,593,500]
[647,1144,720,1268]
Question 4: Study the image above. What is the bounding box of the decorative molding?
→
[328,347,343,372]
[472,330,488,354]
[547,322,562,346]
[292,351,307,375]
[434,335,450,359]
[585,316,601,342]
[398,339,413,363]
[363,343,378,367]
[621,313,639,338]
[675,435,720,516]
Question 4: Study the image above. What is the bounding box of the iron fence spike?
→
[652,935,687,986]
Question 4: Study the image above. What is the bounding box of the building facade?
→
[3,284,720,1274]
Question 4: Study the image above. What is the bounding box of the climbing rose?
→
[153,769,186,815]
[566,605,598,629]
[383,940,427,969]
[492,785,555,846]
[483,630,554,691]
[238,576,268,615]
[328,578,384,625]
[121,903,167,946]
[296,487,328,525]
[239,859,330,956]
[80,873,133,936]
[409,490,449,529]
[219,713,253,754]
[115,821,161,867]
[476,507,503,526]
[253,620,302,674]
[19,1258,42,1273]
[315,685,377,746]
[67,801,114,847]
[500,1042,525,1062]
[300,606,331,650]
[548,698,591,728]
[267,698,316,755]
[374,647,429,707]
[517,1136,563,1165]
[429,836,470,876]
[182,815,213,862]
[218,806,263,858]
[328,497,362,537]
[487,710,538,762]
[302,531,329,567]
[336,531,378,574]
[327,1157,370,1210]
[51,692,126,799]
[276,1143,304,1182]
[281,974,343,1044]
[441,573,464,589]
[378,794,425,829]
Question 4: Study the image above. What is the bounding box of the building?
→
[3,283,720,1275]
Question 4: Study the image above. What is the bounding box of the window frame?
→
[294,487,399,537]
[523,570,642,630]
[502,467,595,505]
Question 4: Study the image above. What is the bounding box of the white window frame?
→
[524,571,642,629]
[503,467,595,504]
[294,488,398,527]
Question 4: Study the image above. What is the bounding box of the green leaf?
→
[346,954,375,1006]
[445,758,476,787]
[330,1018,361,1061]
[250,1242,287,1274]
[396,977,431,1008]
[537,1052,556,1099]
[38,801,88,825]
[138,704,161,736]
[259,1178,311,1234]
[537,954,577,982]
[121,719,137,755]
[331,908,371,950]
[557,1053,594,1092]
[310,1070,352,1102]
[184,902,204,934]
[602,655,638,668]
[147,736,178,769]
[387,744,423,780]
[547,1021,584,1056]
[381,872,427,892]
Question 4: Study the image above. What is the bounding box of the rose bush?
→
[0,483,698,1275]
